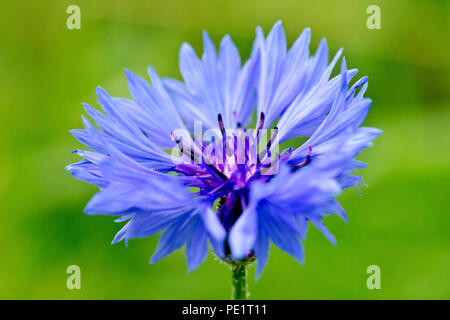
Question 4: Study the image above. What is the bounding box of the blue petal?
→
[276,47,346,141]
[66,160,106,187]
[124,69,185,148]
[73,150,107,164]
[254,226,269,279]
[260,208,304,264]
[185,216,209,271]
[218,35,241,125]
[229,206,258,259]
[199,207,226,257]
[309,218,337,246]
[112,211,185,244]
[324,198,348,223]
[179,43,207,97]
[150,213,193,264]
[269,27,310,113]
[257,21,287,127]
[231,50,259,126]
[163,78,217,129]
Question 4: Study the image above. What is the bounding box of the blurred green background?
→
[0,0,449,299]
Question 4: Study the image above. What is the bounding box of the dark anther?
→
[205,163,228,181]
[171,132,184,153]
[266,126,278,150]
[172,132,200,163]
[292,154,311,171]
[171,131,182,144]
[256,112,265,139]
[218,113,225,136]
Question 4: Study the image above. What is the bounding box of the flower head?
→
[67,21,381,277]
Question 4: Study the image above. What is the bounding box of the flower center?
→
[172,112,308,230]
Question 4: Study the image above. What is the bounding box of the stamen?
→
[218,113,225,137]
[256,112,265,139]
[233,135,238,164]
[204,163,228,181]
[232,110,242,128]
[292,145,312,171]
[260,153,280,176]
[171,131,181,144]
[171,132,184,154]
[244,135,249,164]
[257,126,278,164]
[171,132,201,163]
[266,126,278,150]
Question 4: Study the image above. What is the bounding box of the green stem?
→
[231,262,247,300]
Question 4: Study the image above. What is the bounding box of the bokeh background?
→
[0,0,449,299]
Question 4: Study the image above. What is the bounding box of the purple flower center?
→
[172,112,307,231]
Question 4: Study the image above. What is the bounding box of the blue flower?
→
[67,21,381,277]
